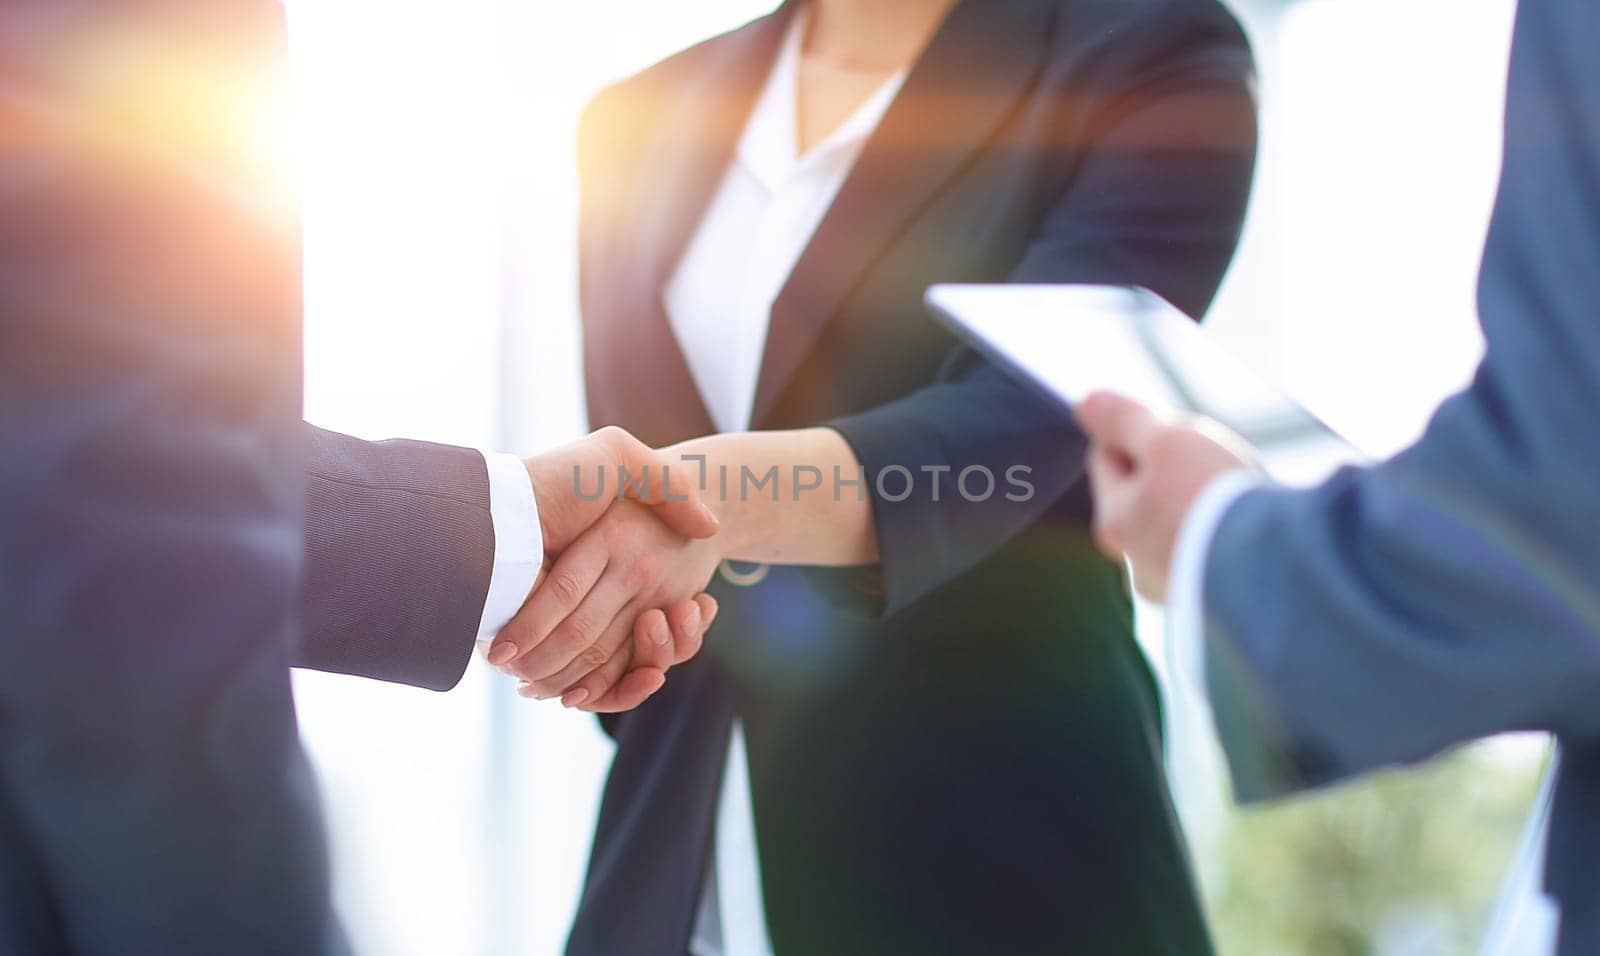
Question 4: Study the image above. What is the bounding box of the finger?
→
[509,564,633,689]
[1086,442,1134,494]
[573,594,713,711]
[651,491,721,540]
[665,599,705,666]
[695,593,719,630]
[632,609,676,670]
[487,541,605,668]
[1076,391,1161,459]
[531,595,644,701]
[1086,445,1134,560]
[480,639,518,678]
[559,610,672,710]
[612,434,720,539]
[584,666,668,713]
[516,674,669,707]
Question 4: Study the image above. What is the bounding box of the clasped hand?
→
[484,427,727,712]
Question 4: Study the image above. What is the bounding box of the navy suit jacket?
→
[569,1,1257,952]
[1,2,492,952]
[1199,3,1599,953]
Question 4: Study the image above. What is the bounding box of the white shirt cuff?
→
[1165,470,1264,723]
[476,451,544,638]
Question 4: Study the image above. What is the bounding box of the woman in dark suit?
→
[510,0,1256,951]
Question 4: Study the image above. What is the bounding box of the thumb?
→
[651,493,721,540]
[613,439,720,539]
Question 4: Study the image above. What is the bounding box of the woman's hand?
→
[490,499,727,710]
[481,591,717,712]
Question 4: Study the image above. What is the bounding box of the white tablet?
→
[925,284,1370,485]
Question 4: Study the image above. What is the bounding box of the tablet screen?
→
[926,284,1369,485]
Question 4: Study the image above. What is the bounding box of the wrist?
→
[704,489,763,562]
[522,455,561,554]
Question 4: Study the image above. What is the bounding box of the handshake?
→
[480,426,731,713]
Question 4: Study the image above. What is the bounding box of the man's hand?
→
[525,425,718,555]
[483,426,720,711]
[491,499,727,710]
[1076,391,1249,602]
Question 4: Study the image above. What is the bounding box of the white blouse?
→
[663,11,905,955]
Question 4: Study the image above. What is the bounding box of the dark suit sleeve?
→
[0,3,341,951]
[1197,0,1600,801]
[827,3,1258,616]
[296,425,496,692]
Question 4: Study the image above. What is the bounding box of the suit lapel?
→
[750,0,1059,426]
[635,5,798,291]
[593,5,795,442]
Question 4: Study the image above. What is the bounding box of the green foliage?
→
[1205,745,1545,956]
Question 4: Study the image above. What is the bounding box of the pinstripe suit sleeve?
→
[297,425,497,691]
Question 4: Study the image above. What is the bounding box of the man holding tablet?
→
[1077,2,1599,954]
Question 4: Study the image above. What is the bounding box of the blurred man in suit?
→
[0,1,714,952]
[1079,2,1598,953]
